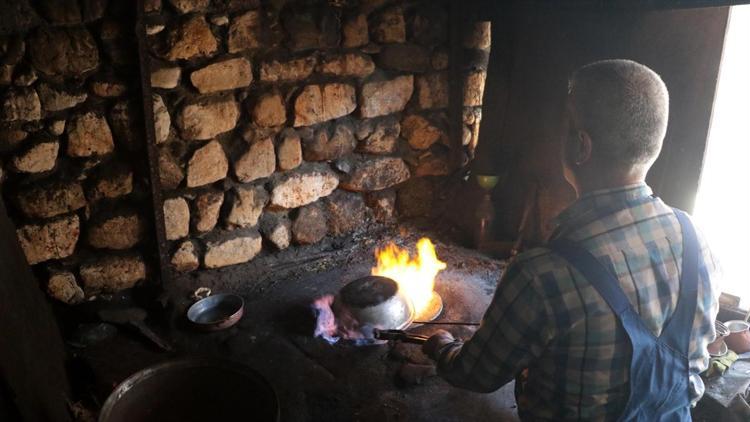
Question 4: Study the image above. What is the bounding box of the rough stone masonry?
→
[0,0,489,305]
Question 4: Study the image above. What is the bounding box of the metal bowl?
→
[334,276,414,330]
[725,319,750,353]
[99,358,279,422]
[187,293,244,331]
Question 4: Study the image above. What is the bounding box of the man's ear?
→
[577,131,593,165]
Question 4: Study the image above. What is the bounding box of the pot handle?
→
[191,287,212,302]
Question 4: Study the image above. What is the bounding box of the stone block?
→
[415,72,449,110]
[277,129,302,171]
[259,211,291,250]
[359,75,413,119]
[269,164,338,208]
[1,88,41,122]
[464,71,487,106]
[10,140,58,173]
[166,15,217,61]
[190,57,252,94]
[0,128,28,152]
[235,137,276,183]
[317,53,375,78]
[357,117,399,155]
[259,56,317,82]
[228,10,262,53]
[204,232,262,268]
[17,181,86,219]
[193,190,223,233]
[342,14,368,48]
[47,271,84,304]
[401,115,444,150]
[87,212,144,250]
[152,94,171,144]
[302,122,356,161]
[87,166,133,202]
[225,185,268,228]
[414,149,452,177]
[176,98,239,141]
[252,92,286,127]
[292,202,326,244]
[164,197,190,240]
[464,21,491,50]
[365,189,396,222]
[187,140,228,187]
[17,214,79,265]
[325,190,366,236]
[90,79,127,98]
[109,100,144,152]
[67,112,114,157]
[29,27,99,78]
[159,152,185,190]
[168,0,209,14]
[282,7,339,52]
[80,254,146,294]
[151,66,181,89]
[340,156,410,192]
[372,7,405,43]
[293,83,356,127]
[171,240,199,272]
[36,83,84,113]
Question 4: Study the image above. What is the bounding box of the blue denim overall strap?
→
[549,209,700,421]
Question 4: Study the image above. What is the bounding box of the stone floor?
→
[74,227,520,421]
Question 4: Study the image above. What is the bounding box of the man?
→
[423,60,720,420]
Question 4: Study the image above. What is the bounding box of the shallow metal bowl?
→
[334,275,414,330]
[187,293,244,331]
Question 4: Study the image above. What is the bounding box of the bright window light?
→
[694,5,750,306]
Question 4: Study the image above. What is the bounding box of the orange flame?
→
[371,238,446,317]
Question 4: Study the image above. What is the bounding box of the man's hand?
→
[422,329,456,360]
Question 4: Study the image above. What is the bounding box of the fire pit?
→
[313,238,451,343]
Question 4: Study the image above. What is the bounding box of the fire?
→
[371,238,446,318]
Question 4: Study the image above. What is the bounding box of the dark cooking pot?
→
[99,358,279,422]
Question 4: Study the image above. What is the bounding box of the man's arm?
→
[424,258,556,393]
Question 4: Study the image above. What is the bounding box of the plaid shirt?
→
[436,184,720,421]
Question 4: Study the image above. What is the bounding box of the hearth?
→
[75,226,517,421]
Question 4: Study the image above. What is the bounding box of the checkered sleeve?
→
[435,258,556,392]
[688,226,722,403]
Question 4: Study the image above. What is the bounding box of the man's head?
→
[562,59,669,193]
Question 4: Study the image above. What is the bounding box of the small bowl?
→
[709,342,728,358]
[475,175,500,191]
[187,293,244,331]
[725,320,750,354]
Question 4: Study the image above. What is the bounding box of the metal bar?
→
[135,0,172,287]
[413,321,480,326]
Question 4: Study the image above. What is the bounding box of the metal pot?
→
[99,358,279,422]
[707,320,729,356]
[334,275,414,330]
[725,320,750,353]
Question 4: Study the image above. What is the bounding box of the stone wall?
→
[0,1,151,304]
[0,0,488,303]
[147,0,488,274]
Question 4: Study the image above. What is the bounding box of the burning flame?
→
[371,238,446,317]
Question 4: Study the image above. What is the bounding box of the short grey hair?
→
[569,59,669,166]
